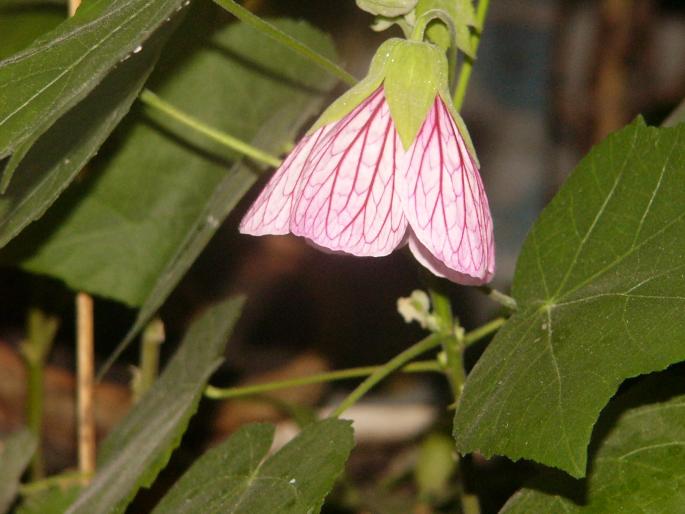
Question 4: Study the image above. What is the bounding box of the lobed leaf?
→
[151,419,354,514]
[65,297,244,514]
[454,119,685,477]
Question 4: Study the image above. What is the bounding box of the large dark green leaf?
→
[65,296,244,514]
[2,7,335,311]
[151,419,354,514]
[454,119,685,477]
[0,21,176,249]
[501,375,685,513]
[0,429,36,514]
[0,0,190,164]
[0,3,62,60]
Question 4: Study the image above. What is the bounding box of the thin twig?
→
[67,0,96,484]
[68,0,80,16]
[76,292,96,482]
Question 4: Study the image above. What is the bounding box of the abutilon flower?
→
[240,38,494,285]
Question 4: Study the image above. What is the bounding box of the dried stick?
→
[68,0,80,16]
[76,292,96,480]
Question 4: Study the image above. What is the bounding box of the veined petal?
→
[239,126,330,236]
[400,96,495,284]
[290,87,407,257]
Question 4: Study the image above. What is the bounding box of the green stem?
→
[205,359,442,400]
[463,316,506,346]
[477,286,518,311]
[427,288,463,399]
[19,309,59,481]
[213,0,357,87]
[139,89,282,168]
[330,334,444,418]
[452,0,491,110]
[25,361,44,479]
[133,318,164,403]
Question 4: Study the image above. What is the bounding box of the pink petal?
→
[239,126,330,235]
[400,97,495,285]
[290,87,407,257]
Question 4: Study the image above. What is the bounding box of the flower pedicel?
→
[240,38,494,285]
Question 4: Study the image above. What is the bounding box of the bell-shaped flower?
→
[240,38,494,285]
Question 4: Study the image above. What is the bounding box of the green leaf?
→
[0,429,36,514]
[454,119,685,477]
[0,0,191,170]
[356,0,418,18]
[501,375,685,513]
[0,21,176,249]
[0,10,336,309]
[151,419,354,514]
[0,3,62,60]
[65,297,244,514]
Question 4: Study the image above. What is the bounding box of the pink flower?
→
[239,85,494,285]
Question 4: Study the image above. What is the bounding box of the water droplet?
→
[133,45,143,54]
[207,215,219,228]
[122,54,131,62]
[63,158,71,165]
[183,0,190,5]
[289,478,297,485]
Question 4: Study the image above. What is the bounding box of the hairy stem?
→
[213,0,357,86]
[453,0,491,110]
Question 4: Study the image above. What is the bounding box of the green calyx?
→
[310,39,446,151]
[309,38,402,134]
[309,38,479,163]
[384,40,446,149]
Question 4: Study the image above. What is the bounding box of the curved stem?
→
[205,360,442,400]
[412,9,457,44]
[330,334,444,418]
[453,0,491,110]
[213,0,357,87]
[140,89,282,168]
